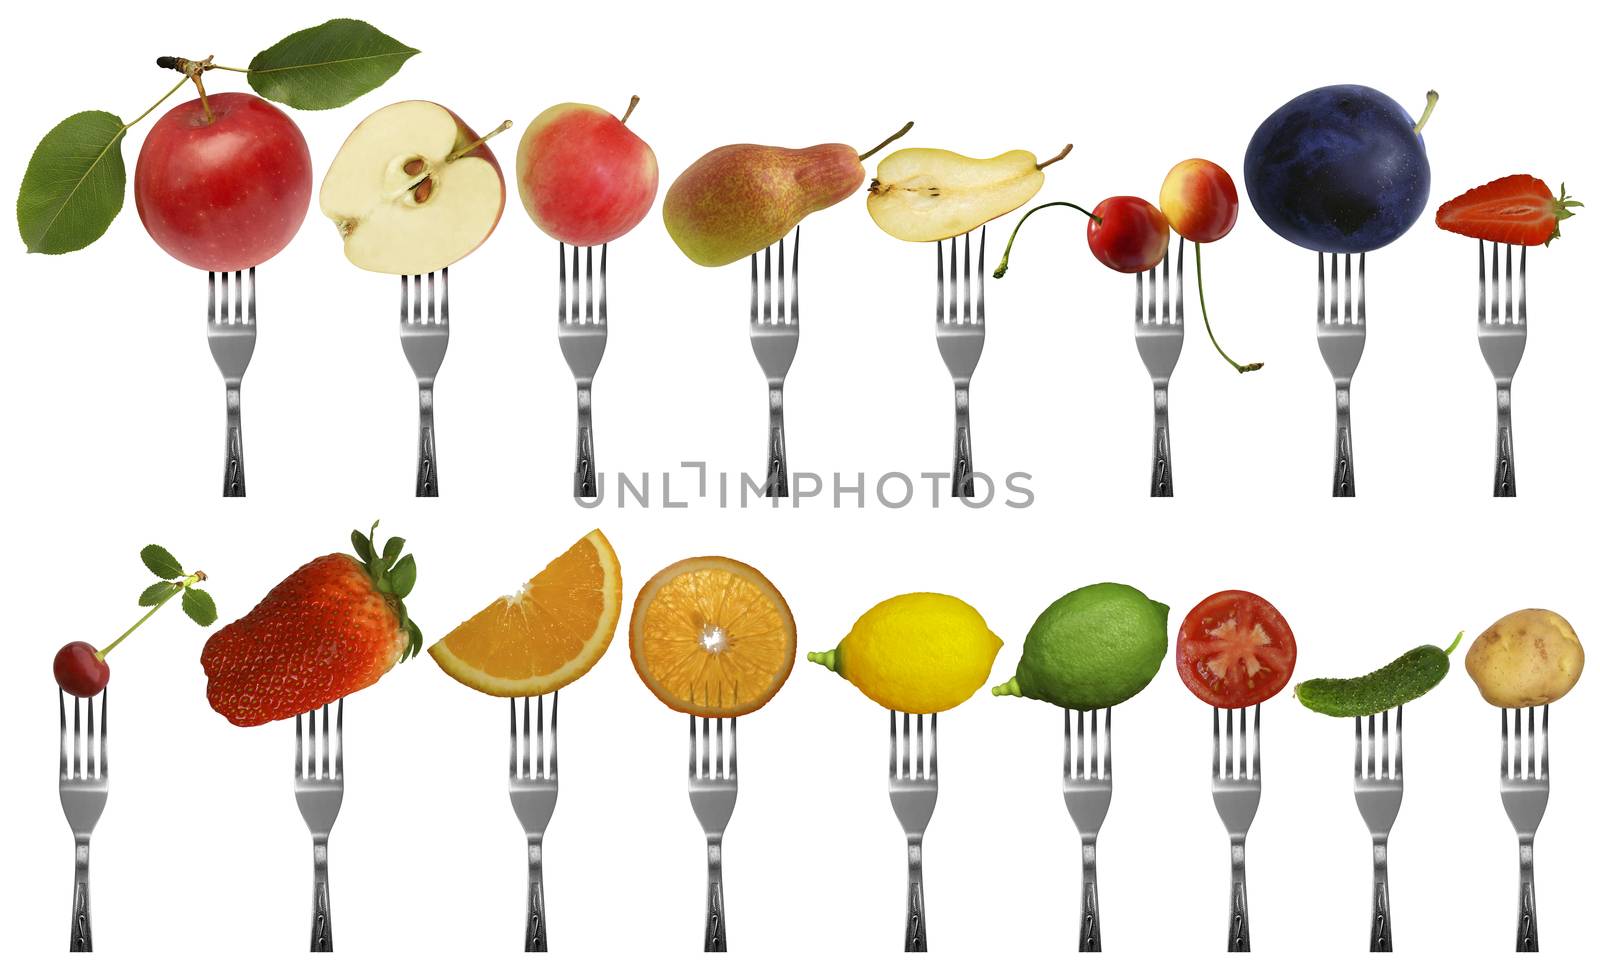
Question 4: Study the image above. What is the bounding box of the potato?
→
[1466,609,1584,708]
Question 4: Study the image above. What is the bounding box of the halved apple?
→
[320,101,507,275]
[867,145,1069,242]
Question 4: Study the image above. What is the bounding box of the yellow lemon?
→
[809,593,1002,714]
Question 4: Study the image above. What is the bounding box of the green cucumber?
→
[1294,633,1463,717]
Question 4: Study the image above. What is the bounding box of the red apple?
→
[516,99,658,247]
[134,92,312,271]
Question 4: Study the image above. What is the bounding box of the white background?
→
[2,0,1595,965]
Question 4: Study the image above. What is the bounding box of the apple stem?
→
[1036,144,1074,170]
[1413,89,1439,135]
[992,201,1101,279]
[97,570,205,660]
[1193,241,1263,374]
[858,121,914,161]
[620,95,640,126]
[447,120,514,163]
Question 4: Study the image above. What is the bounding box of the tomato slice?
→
[1176,590,1297,708]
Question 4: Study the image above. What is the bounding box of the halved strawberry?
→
[1436,175,1581,246]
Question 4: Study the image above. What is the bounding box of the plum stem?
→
[1194,241,1264,373]
[447,120,514,162]
[1036,144,1073,170]
[1413,90,1439,134]
[620,95,640,126]
[992,201,1101,279]
[97,571,206,659]
[858,121,914,161]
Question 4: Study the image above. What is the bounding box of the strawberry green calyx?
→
[1549,184,1583,243]
[350,521,422,660]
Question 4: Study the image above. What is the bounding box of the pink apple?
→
[134,92,312,271]
[516,99,658,247]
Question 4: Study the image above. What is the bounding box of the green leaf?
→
[140,544,184,579]
[182,587,218,626]
[248,19,419,110]
[17,110,126,254]
[381,536,405,565]
[404,617,423,661]
[389,554,416,598]
[138,581,175,607]
[350,529,373,563]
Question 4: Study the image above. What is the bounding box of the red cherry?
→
[1087,197,1171,273]
[54,642,110,697]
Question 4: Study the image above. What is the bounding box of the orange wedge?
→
[429,530,622,696]
[630,557,796,717]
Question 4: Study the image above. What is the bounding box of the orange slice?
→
[429,530,622,696]
[630,557,796,716]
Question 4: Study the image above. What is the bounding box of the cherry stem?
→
[858,121,914,161]
[620,95,640,126]
[992,201,1101,279]
[97,571,205,659]
[1036,144,1073,170]
[447,120,513,162]
[1194,241,1263,373]
[1413,90,1439,135]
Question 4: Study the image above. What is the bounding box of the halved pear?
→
[867,147,1065,242]
[320,101,506,275]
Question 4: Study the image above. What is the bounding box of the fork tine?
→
[935,239,945,326]
[727,715,737,781]
[1381,709,1390,779]
[901,712,911,778]
[548,691,559,781]
[232,270,243,325]
[246,267,256,326]
[583,248,595,328]
[333,699,343,780]
[762,246,773,327]
[914,713,924,778]
[702,716,712,779]
[775,237,786,327]
[974,226,985,326]
[59,690,68,780]
[509,698,519,778]
[1089,708,1099,779]
[790,226,800,325]
[1353,715,1362,778]
[1135,268,1145,326]
[536,694,546,779]
[889,709,898,778]
[715,716,725,779]
[1365,715,1375,777]
[1102,707,1111,780]
[1145,265,1156,322]
[598,245,609,328]
[1342,254,1353,326]
[557,242,568,326]
[1212,706,1221,779]
[1173,239,1184,324]
[1539,705,1548,779]
[1503,245,1514,326]
[1225,708,1235,779]
[1393,704,1403,780]
[689,713,698,779]
[1516,246,1527,327]
[1160,250,1170,326]
[295,711,304,779]
[1500,707,1509,779]
[208,271,218,326]
[1478,241,1488,328]
[1317,252,1327,326]
[1075,710,1086,778]
[1492,244,1501,326]
[961,232,972,326]
[928,713,937,781]
[1250,704,1260,779]
[1515,705,1525,778]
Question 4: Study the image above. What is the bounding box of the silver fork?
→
[1063,708,1112,951]
[935,228,986,498]
[1479,242,1527,497]
[749,229,800,498]
[1135,245,1184,496]
[689,715,738,952]
[1212,705,1260,952]
[1317,253,1367,497]
[510,694,559,951]
[59,689,108,952]
[558,245,607,498]
[294,701,344,952]
[400,271,449,497]
[207,269,256,498]
[889,711,937,951]
[1354,706,1402,951]
[1500,706,1549,951]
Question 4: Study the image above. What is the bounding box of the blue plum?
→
[1244,85,1432,253]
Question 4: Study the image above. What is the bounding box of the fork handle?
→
[310,836,333,952]
[1227,837,1250,951]
[573,383,596,499]
[526,836,548,952]
[1495,385,1517,497]
[1150,383,1173,497]
[764,384,788,499]
[704,836,727,951]
[905,836,927,951]
[1369,838,1391,952]
[1079,838,1101,952]
[1516,836,1538,951]
[223,383,246,498]
[416,382,438,498]
[1333,384,1356,498]
[952,383,974,498]
[69,836,92,952]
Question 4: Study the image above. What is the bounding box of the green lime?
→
[993,583,1168,710]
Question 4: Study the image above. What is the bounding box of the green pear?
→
[664,122,912,267]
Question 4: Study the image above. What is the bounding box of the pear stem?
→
[620,95,640,126]
[992,201,1101,279]
[1036,144,1073,170]
[127,76,191,129]
[448,120,513,162]
[1194,241,1263,373]
[1413,90,1439,134]
[858,121,914,161]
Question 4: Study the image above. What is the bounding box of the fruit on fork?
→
[994,196,1170,277]
[1466,609,1584,708]
[320,101,510,275]
[993,583,1167,709]
[1435,175,1581,246]
[865,143,1071,242]
[809,593,1002,714]
[1295,633,1461,717]
[134,92,312,271]
[663,121,913,266]
[201,522,423,726]
[1175,590,1297,709]
[630,557,796,716]
[516,97,658,247]
[1159,158,1262,373]
[430,529,622,696]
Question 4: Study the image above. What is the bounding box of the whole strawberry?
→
[202,523,421,726]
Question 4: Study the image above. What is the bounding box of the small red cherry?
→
[54,641,110,697]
